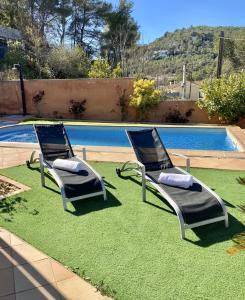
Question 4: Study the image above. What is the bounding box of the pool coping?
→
[0,142,244,159]
[19,119,237,129]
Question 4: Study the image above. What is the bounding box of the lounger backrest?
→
[34,124,74,162]
[127,128,173,171]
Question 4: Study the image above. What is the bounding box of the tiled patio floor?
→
[0,144,245,170]
[0,228,111,300]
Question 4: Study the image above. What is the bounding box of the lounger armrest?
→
[169,152,190,173]
[131,160,145,173]
[131,160,146,201]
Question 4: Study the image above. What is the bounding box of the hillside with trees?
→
[125,26,245,81]
[0,0,244,82]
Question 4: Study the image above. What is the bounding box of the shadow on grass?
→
[68,189,121,216]
[28,165,121,216]
[187,214,245,247]
[0,196,39,222]
[119,172,245,246]
[103,178,116,190]
[28,165,56,183]
[119,173,176,215]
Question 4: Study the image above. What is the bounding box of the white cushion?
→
[158,172,193,189]
[52,159,83,173]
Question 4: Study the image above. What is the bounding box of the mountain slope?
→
[127,26,245,81]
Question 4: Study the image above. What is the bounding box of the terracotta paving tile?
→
[11,243,47,266]
[56,276,106,300]
[0,247,13,270]
[10,234,25,247]
[0,228,111,300]
[0,267,15,297]
[50,259,74,283]
[0,295,16,300]
[15,284,63,300]
[0,228,11,249]
[14,258,55,293]
[1,145,245,170]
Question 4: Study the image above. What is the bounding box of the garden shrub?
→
[165,107,194,123]
[198,72,245,123]
[111,64,123,78]
[116,86,128,121]
[129,79,161,121]
[32,90,45,117]
[69,99,86,118]
[48,46,90,78]
[88,58,122,78]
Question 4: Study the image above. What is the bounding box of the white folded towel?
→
[52,159,83,173]
[158,172,193,189]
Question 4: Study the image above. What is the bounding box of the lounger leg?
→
[180,225,186,240]
[186,158,190,173]
[103,190,107,201]
[141,167,146,201]
[62,198,68,211]
[39,154,45,187]
[225,215,229,227]
[142,177,146,201]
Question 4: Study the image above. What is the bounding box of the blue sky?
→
[108,0,245,42]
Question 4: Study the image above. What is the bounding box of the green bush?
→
[88,58,122,78]
[69,99,86,118]
[47,46,90,79]
[111,63,123,78]
[0,41,34,79]
[198,72,245,123]
[129,79,161,120]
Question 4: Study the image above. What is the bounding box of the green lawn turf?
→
[0,162,245,299]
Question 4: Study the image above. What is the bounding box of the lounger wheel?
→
[116,168,121,177]
[26,160,30,168]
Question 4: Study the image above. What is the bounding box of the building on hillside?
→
[166,81,202,100]
[0,26,22,59]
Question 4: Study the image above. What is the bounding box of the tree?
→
[55,0,72,45]
[198,72,245,123]
[47,46,90,78]
[0,0,31,29]
[101,0,139,68]
[68,0,111,55]
[27,0,58,38]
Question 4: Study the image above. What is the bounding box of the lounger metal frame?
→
[122,130,229,239]
[34,125,107,210]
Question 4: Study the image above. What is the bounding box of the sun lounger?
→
[116,128,228,239]
[34,124,107,210]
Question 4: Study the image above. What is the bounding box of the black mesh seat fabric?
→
[146,168,224,224]
[127,129,173,171]
[47,157,102,199]
[35,124,74,164]
[127,128,224,225]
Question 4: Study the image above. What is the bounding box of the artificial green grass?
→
[0,162,245,299]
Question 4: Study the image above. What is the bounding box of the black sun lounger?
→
[34,124,107,210]
[116,128,228,239]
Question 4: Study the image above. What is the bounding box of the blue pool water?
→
[0,124,239,151]
[0,121,16,127]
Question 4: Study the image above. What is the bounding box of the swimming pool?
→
[0,124,239,151]
[0,121,17,127]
